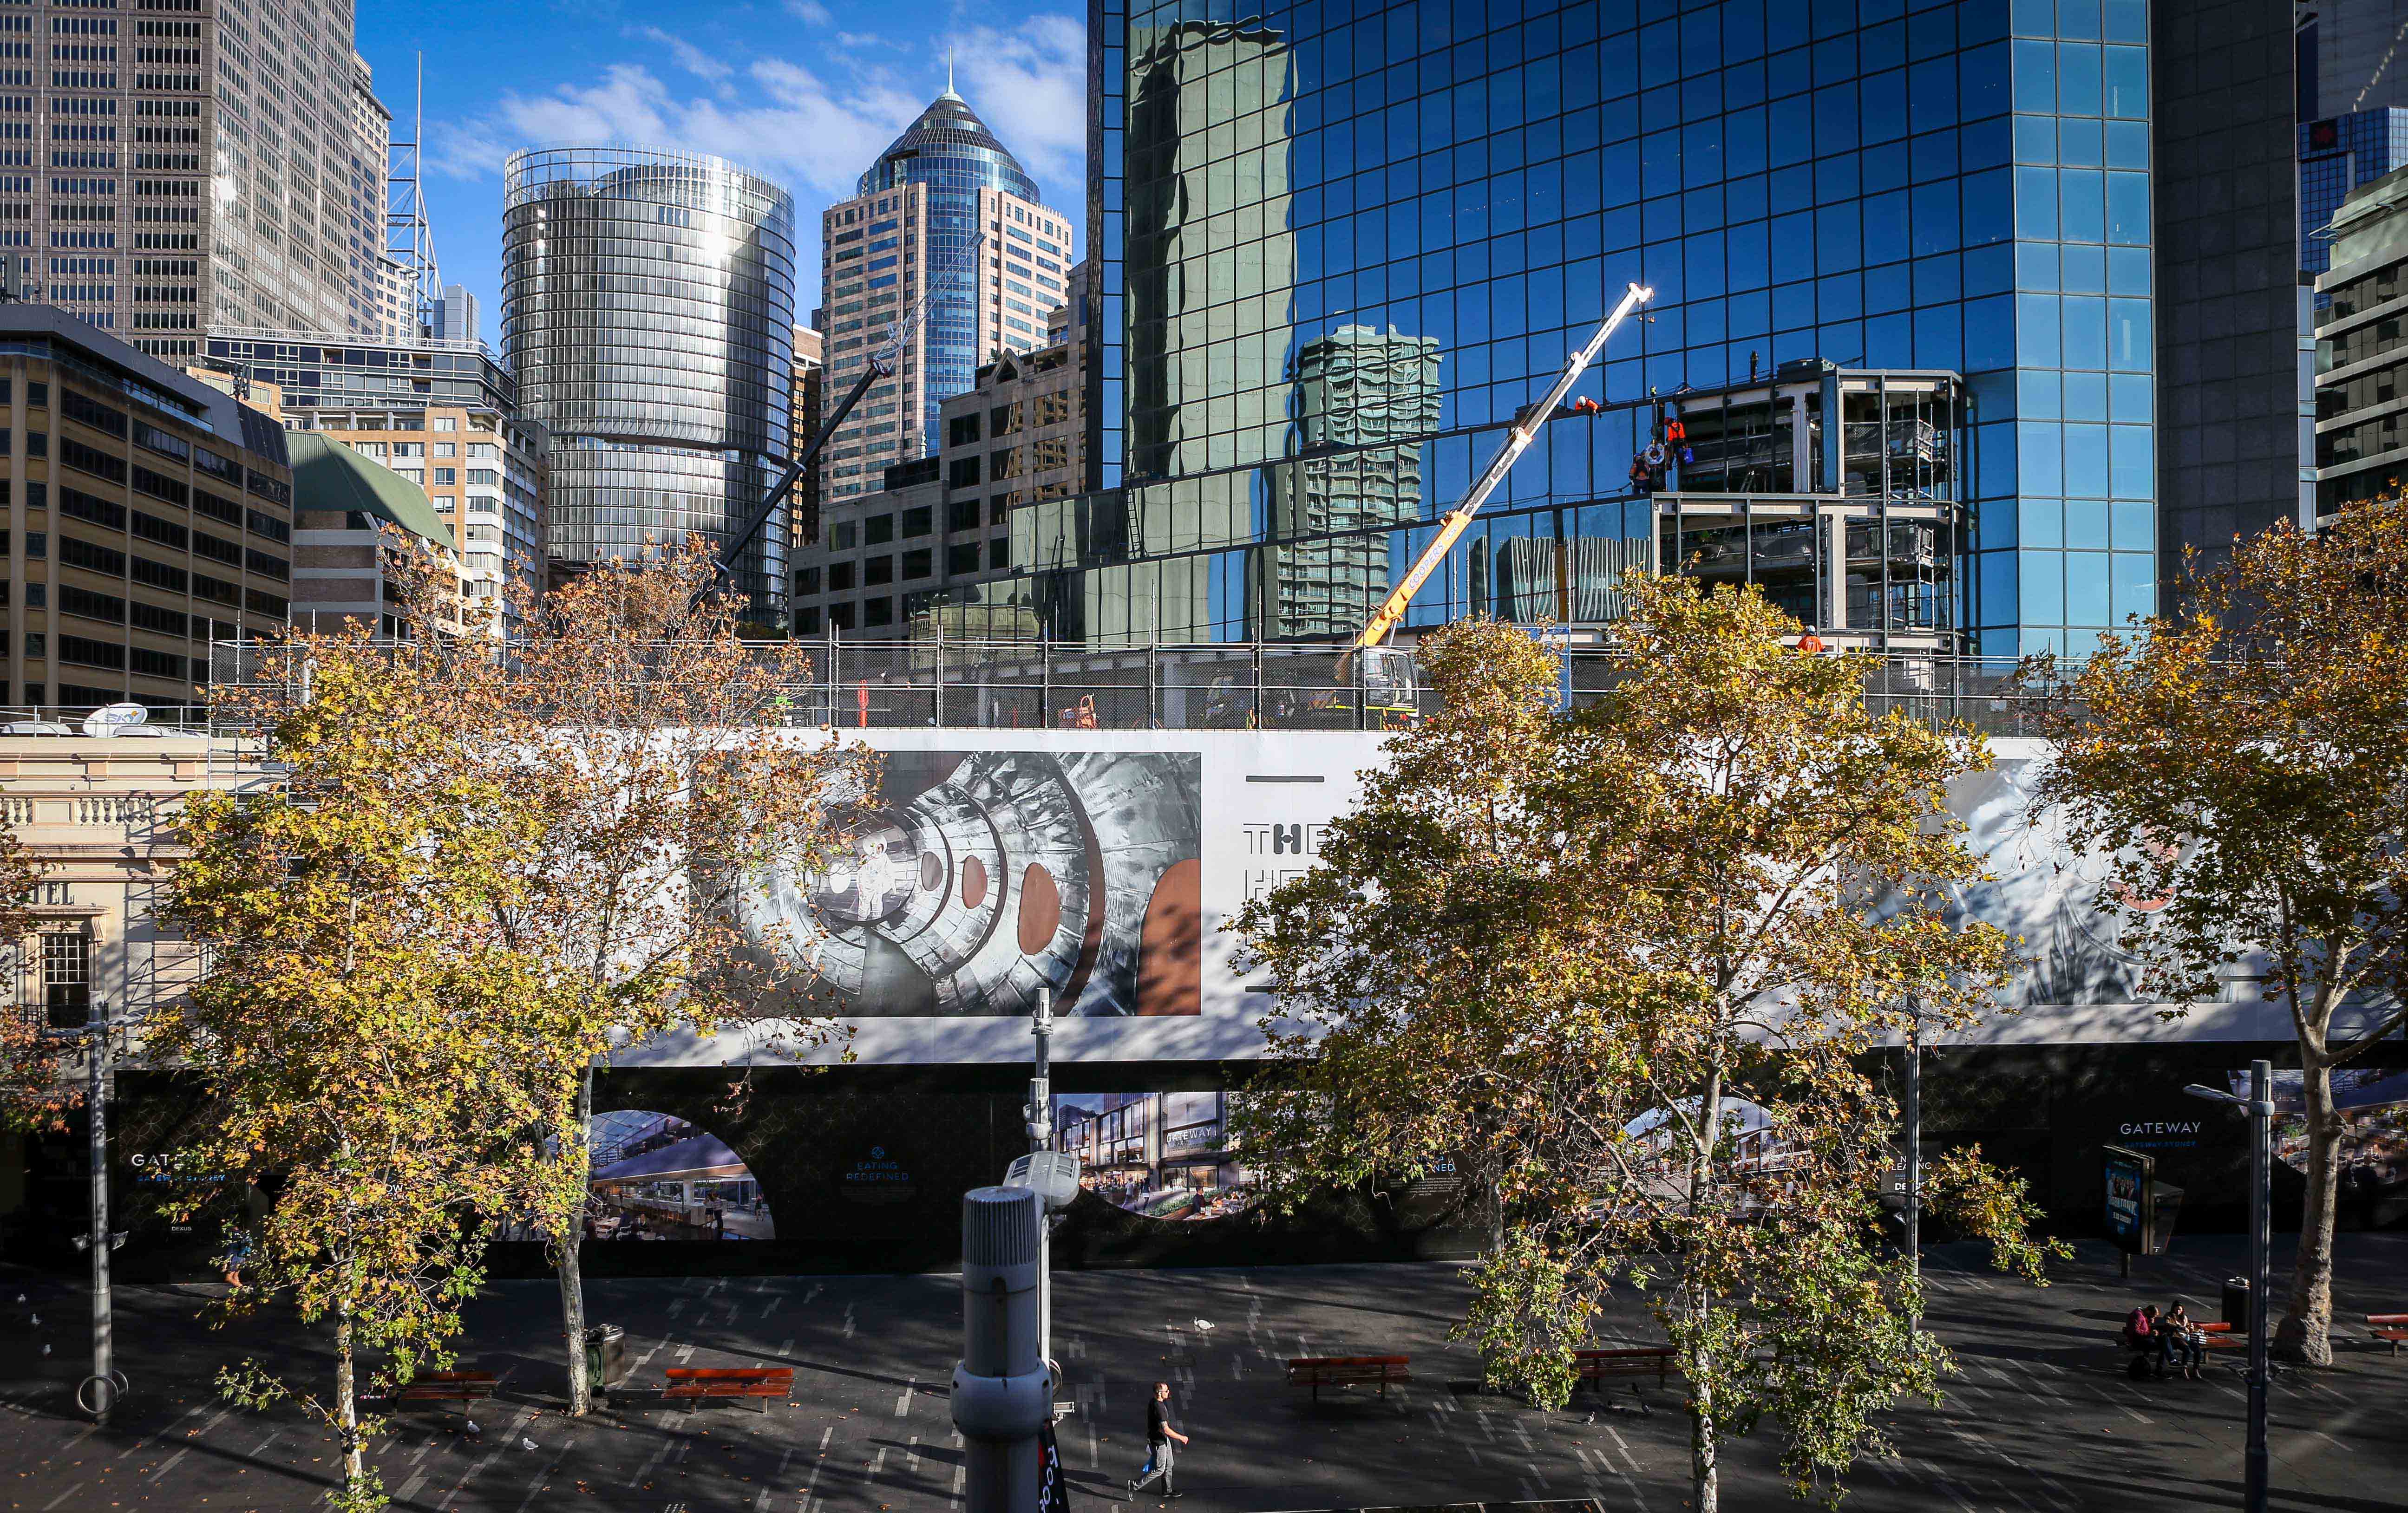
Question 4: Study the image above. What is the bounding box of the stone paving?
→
[0,1235,2400,1511]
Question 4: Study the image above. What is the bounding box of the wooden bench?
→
[2196,1322,2246,1352]
[1575,1347,1676,1389]
[1286,1355,1411,1401]
[661,1367,793,1411]
[383,1371,497,1412]
[2368,1314,2408,1354]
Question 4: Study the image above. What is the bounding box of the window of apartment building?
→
[467,443,498,460]
[948,498,981,532]
[989,404,1014,435]
[988,538,1009,570]
[432,468,456,486]
[990,498,1013,527]
[831,522,856,550]
[948,414,979,447]
[795,607,821,636]
[864,555,893,586]
[863,597,892,627]
[828,601,856,631]
[40,930,88,1029]
[393,442,422,457]
[794,566,819,597]
[434,442,456,457]
[901,506,932,538]
[947,542,980,576]
[827,561,854,592]
[947,456,980,489]
[864,515,894,545]
[901,548,932,580]
[990,447,1021,479]
[432,416,457,431]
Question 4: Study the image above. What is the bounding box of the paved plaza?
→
[0,1237,2399,1512]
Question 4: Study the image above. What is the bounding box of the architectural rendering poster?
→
[1050,1090,1254,1221]
[580,1111,774,1241]
[2235,1068,2408,1226]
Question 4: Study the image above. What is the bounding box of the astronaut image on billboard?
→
[746,750,1204,1017]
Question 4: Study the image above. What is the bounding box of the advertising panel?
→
[631,729,1387,1068]
[2102,1144,2153,1253]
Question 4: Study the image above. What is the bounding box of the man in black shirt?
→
[1128,1381,1189,1500]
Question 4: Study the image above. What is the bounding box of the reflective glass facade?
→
[501,148,797,619]
[992,0,2157,653]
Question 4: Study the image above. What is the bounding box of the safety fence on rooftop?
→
[200,639,2059,738]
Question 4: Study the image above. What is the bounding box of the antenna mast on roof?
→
[386,52,442,338]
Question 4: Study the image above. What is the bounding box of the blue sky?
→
[353,0,1087,338]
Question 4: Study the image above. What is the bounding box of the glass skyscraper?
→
[501,148,798,620]
[988,0,2163,655]
[817,94,1073,502]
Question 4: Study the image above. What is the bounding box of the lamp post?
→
[59,998,130,1422]
[1026,986,1053,1364]
[2184,1059,2273,1513]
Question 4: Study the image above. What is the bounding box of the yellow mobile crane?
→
[1342,281,1653,713]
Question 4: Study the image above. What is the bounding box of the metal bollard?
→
[953,1186,1047,1513]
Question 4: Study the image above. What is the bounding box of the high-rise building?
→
[432,283,481,346]
[0,306,294,718]
[818,89,1072,504]
[501,148,798,623]
[0,1,409,361]
[789,323,824,554]
[2313,166,2408,520]
[793,267,1089,640]
[198,332,546,628]
[961,1,2228,656]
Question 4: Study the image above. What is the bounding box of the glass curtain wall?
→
[1021,0,2155,652]
[501,148,798,620]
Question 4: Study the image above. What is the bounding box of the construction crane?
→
[1339,281,1653,681]
[712,233,991,590]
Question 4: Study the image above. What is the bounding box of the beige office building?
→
[818,90,1069,505]
[0,0,410,361]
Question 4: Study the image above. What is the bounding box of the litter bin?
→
[584,1324,627,1391]
[2222,1277,2250,1330]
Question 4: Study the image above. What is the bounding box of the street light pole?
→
[2183,1058,2273,1513]
[66,998,127,1422]
[1026,987,1053,1367]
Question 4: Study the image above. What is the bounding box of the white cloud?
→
[950,13,1085,191]
[636,26,733,83]
[786,0,834,22]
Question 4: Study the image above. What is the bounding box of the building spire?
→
[945,48,956,98]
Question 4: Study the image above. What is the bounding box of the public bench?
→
[2368,1313,2408,1354]
[382,1371,497,1412]
[1575,1347,1676,1389]
[1286,1355,1412,1401]
[661,1366,792,1411]
[2196,1321,2245,1353]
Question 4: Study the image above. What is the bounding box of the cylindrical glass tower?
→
[858,91,1042,450]
[501,147,798,621]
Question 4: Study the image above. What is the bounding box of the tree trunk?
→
[335,1305,365,1502]
[559,1066,594,1415]
[2276,1054,2339,1366]
[1689,1349,1719,1513]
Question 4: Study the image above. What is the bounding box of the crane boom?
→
[1344,281,1652,658]
[713,234,992,588]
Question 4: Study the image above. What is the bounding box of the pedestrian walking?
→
[1127,1381,1189,1500]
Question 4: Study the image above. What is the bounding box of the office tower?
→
[433,283,481,346]
[200,332,546,628]
[501,148,798,622]
[793,272,1088,640]
[2151,0,2304,590]
[0,1,407,360]
[789,323,824,556]
[0,306,293,717]
[818,88,1072,504]
[971,1,2188,656]
[2312,167,2408,519]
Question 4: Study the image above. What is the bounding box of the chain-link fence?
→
[202,637,2056,737]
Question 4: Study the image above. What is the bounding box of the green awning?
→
[286,430,457,550]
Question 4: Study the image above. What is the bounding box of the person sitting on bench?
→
[2158,1303,2203,1379]
[2122,1304,2162,1378]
